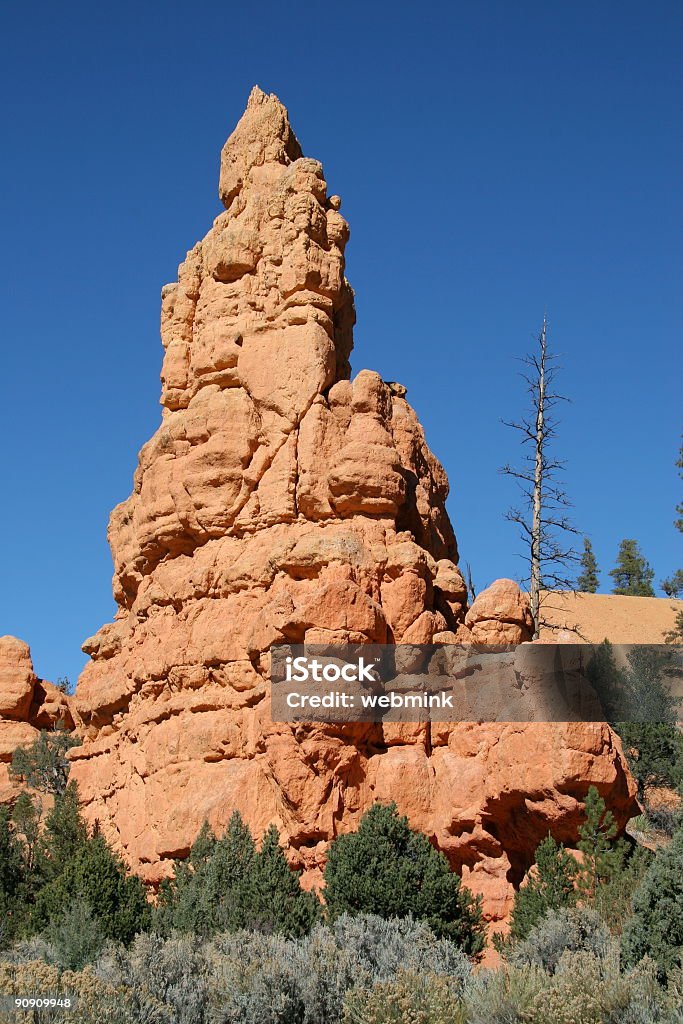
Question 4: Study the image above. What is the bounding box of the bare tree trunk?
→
[530,317,547,638]
[500,316,578,639]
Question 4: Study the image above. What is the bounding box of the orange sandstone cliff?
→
[1,89,638,929]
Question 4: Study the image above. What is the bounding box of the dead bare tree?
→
[465,561,477,602]
[500,316,579,639]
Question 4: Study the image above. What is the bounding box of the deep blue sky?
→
[1,1,681,685]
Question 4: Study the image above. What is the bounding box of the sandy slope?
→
[538,591,682,643]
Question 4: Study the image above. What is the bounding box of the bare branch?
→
[499,315,578,639]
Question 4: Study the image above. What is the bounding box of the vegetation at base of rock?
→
[2,917,683,1024]
[0,917,473,1024]
[3,789,683,1022]
[161,800,487,959]
[323,802,486,956]
[156,811,319,938]
[496,716,683,1000]
[585,641,683,795]
[342,970,463,1024]
[592,844,653,935]
[507,907,612,974]
[502,787,657,950]
[32,827,150,945]
[0,782,148,949]
[493,791,683,1013]
[609,538,656,596]
[43,898,107,970]
[499,786,634,954]
[577,536,600,593]
[621,827,683,978]
[0,809,23,947]
[38,783,90,882]
[9,729,80,796]
[506,835,578,942]
[618,722,683,795]
[576,785,625,900]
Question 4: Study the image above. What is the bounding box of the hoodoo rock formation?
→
[1,88,637,929]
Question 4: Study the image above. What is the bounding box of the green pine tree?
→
[9,729,79,795]
[156,811,318,938]
[0,807,24,945]
[609,539,655,596]
[200,810,258,933]
[508,835,578,941]
[661,569,683,598]
[249,824,320,937]
[11,791,41,878]
[576,537,600,593]
[188,819,217,868]
[577,786,623,900]
[621,826,683,978]
[620,646,679,724]
[585,640,624,722]
[21,781,150,944]
[617,722,683,796]
[323,802,486,957]
[587,646,683,796]
[156,810,256,936]
[665,608,683,643]
[10,792,42,929]
[613,646,683,796]
[156,817,217,923]
[34,827,150,944]
[593,845,653,937]
[36,782,89,883]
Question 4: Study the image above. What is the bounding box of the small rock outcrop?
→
[0,636,73,801]
[10,88,634,927]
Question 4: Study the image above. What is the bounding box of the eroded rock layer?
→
[61,88,637,925]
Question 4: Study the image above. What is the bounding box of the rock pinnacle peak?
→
[219,85,302,208]
[246,83,272,106]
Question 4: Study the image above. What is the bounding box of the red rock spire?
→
[58,91,635,934]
